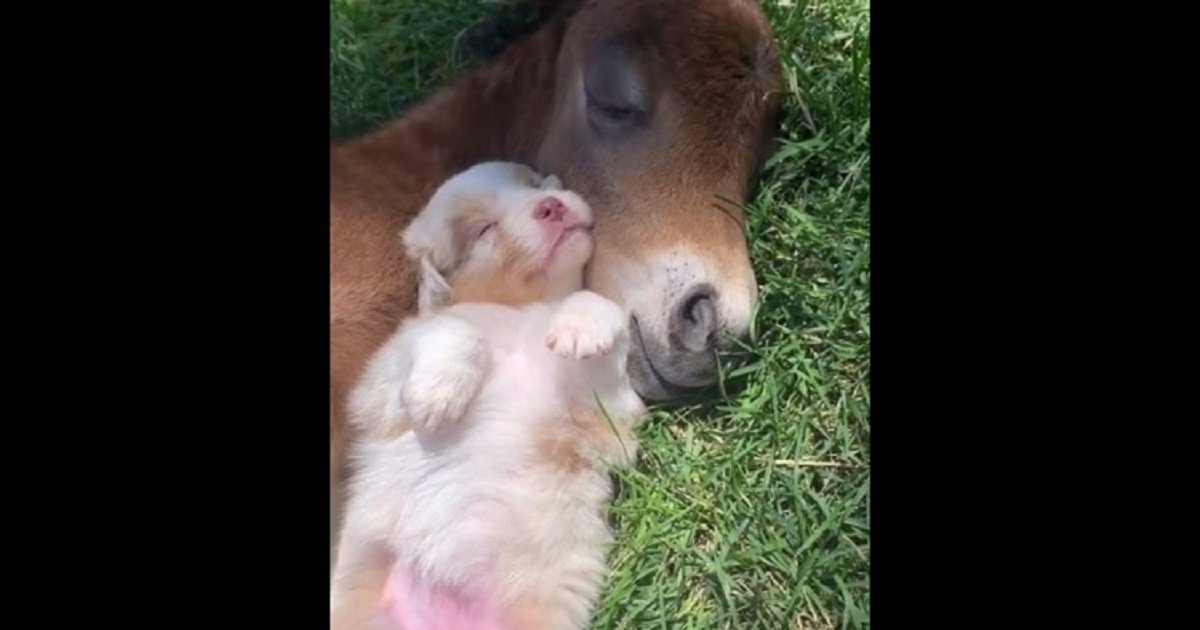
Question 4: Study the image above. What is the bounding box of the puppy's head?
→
[404,162,594,308]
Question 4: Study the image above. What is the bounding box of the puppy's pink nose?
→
[533,196,567,223]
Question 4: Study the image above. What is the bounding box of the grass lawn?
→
[331,0,870,627]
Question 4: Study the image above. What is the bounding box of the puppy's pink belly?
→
[380,563,511,630]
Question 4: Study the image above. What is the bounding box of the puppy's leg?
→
[350,315,491,437]
[545,291,629,360]
[331,528,394,630]
[399,315,492,433]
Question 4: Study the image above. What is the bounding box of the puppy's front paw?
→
[401,371,479,433]
[400,321,489,433]
[546,314,614,359]
[546,292,627,360]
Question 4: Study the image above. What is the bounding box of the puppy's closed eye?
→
[450,212,499,254]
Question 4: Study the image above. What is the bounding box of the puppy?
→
[331,162,646,630]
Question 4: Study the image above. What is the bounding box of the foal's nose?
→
[534,196,567,222]
[669,283,720,354]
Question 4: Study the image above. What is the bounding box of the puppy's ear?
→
[540,174,563,190]
[417,256,453,314]
[402,199,457,271]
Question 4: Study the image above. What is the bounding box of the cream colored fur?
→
[332,162,646,629]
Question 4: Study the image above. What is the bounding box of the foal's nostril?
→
[683,293,713,326]
[670,284,719,353]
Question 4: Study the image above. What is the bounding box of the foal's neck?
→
[355,18,566,181]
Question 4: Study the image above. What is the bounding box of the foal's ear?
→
[417,255,453,314]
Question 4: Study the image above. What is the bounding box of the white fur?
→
[403,161,567,274]
[333,162,646,630]
[416,256,452,314]
[348,314,492,436]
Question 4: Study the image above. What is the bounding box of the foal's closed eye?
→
[476,222,496,239]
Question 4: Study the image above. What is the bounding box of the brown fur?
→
[536,404,635,475]
[444,213,555,307]
[331,0,782,561]
[449,254,554,307]
[449,264,549,307]
[502,598,557,630]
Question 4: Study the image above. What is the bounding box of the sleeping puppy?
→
[331,162,646,630]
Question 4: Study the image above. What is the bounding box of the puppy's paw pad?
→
[546,314,614,359]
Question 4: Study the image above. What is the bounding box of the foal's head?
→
[531,0,782,399]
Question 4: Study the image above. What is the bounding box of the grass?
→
[331,0,871,627]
